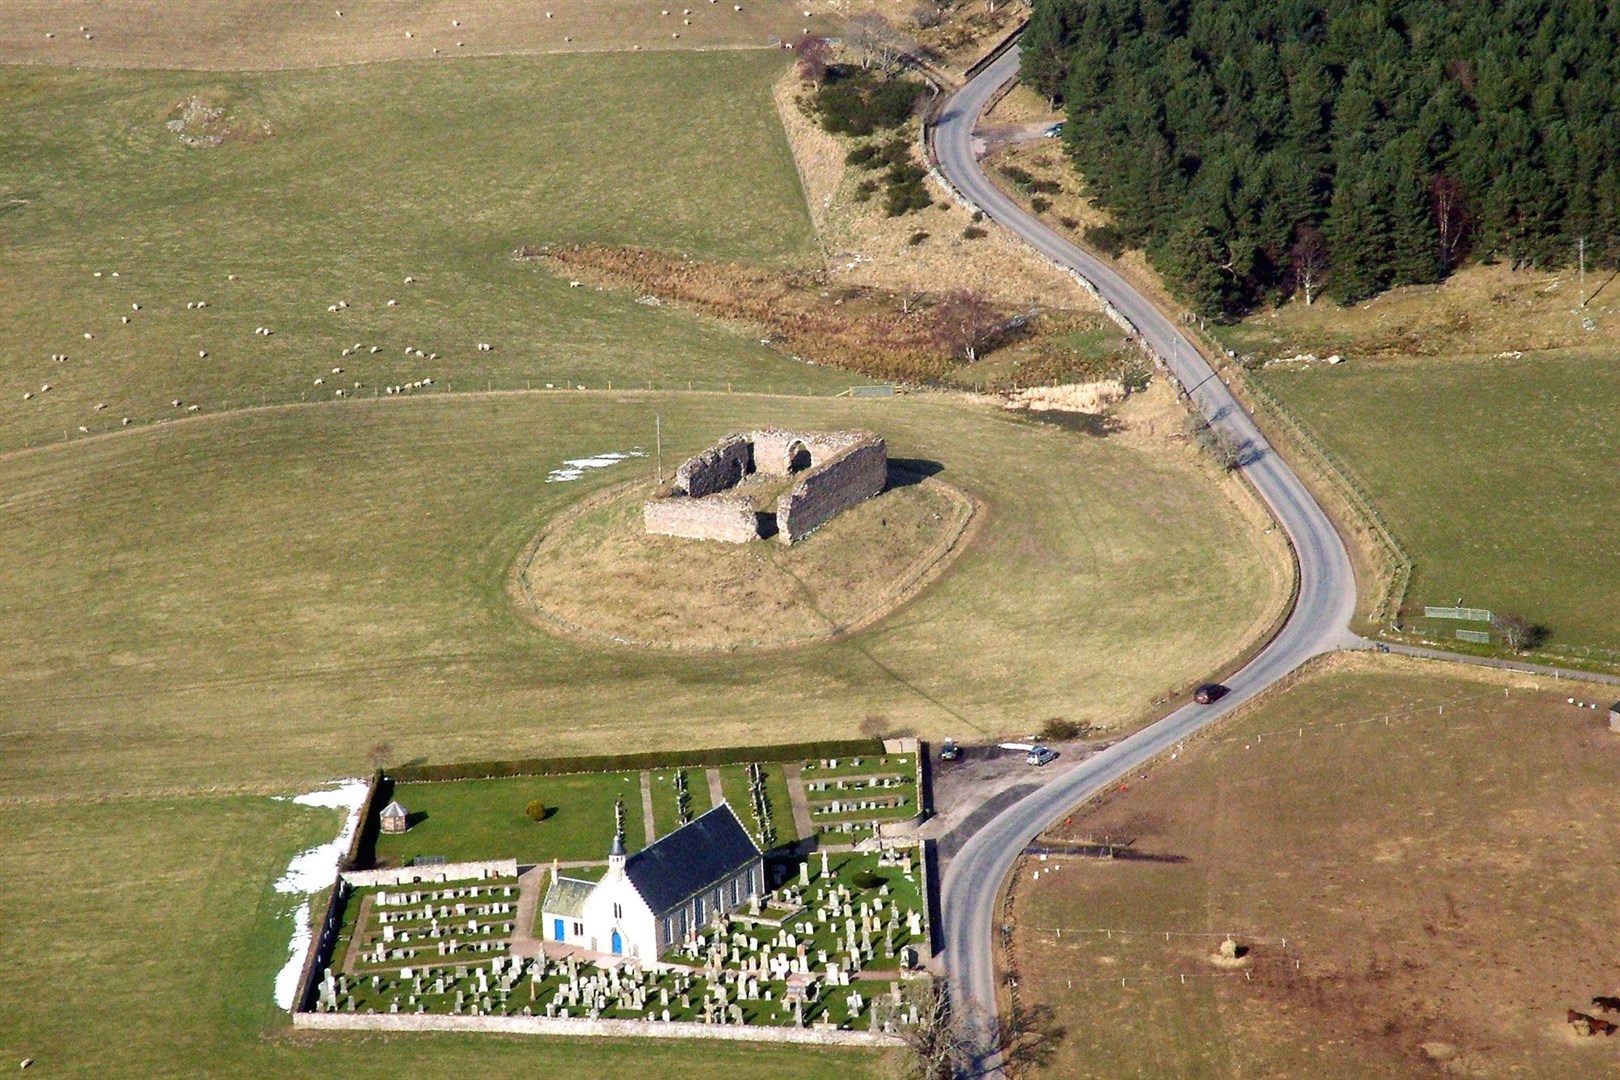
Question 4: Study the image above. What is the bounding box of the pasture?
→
[0,0,833,69]
[1009,653,1620,1078]
[0,391,1287,801]
[0,793,888,1078]
[1254,351,1620,662]
[0,51,833,453]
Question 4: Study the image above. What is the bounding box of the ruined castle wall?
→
[675,434,752,497]
[643,495,760,544]
[751,429,865,478]
[776,437,887,543]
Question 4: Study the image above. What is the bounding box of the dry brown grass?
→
[527,242,1119,384]
[0,0,844,69]
[772,67,1102,311]
[517,469,975,649]
[1010,653,1620,1078]
[1224,260,1620,363]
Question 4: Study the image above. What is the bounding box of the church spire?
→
[609,795,626,870]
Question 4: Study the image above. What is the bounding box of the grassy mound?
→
[519,469,975,650]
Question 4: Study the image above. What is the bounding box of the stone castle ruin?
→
[643,429,887,544]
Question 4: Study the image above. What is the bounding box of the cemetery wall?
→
[643,493,760,543]
[776,439,888,543]
[675,434,752,497]
[291,1010,901,1045]
[294,879,352,1014]
[341,859,519,887]
[344,768,389,869]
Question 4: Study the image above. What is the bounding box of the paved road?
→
[931,45,1362,1074]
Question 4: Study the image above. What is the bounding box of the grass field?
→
[0,0,838,69]
[1253,352,1620,660]
[373,773,648,866]
[0,391,1286,800]
[0,794,888,1078]
[0,52,838,453]
[1010,653,1620,1078]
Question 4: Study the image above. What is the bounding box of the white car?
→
[1026,746,1058,766]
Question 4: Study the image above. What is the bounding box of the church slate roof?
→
[624,802,760,914]
[542,874,596,919]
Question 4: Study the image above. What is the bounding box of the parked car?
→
[939,738,961,761]
[1026,746,1058,766]
[1193,683,1226,705]
[1043,122,1064,138]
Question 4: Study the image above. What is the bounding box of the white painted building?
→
[541,803,763,960]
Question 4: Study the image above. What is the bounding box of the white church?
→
[541,801,764,960]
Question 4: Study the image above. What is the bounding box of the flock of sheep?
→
[25,270,501,439]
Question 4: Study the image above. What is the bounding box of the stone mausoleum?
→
[643,428,887,544]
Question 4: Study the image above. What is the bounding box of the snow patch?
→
[545,448,645,484]
[271,778,368,1009]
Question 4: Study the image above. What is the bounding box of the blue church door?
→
[610,930,623,954]
[552,919,565,942]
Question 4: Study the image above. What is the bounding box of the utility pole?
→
[1578,237,1587,308]
[655,414,663,485]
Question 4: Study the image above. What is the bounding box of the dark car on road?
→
[1193,683,1226,704]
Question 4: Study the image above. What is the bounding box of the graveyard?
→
[298,746,934,1039]
[312,848,928,1033]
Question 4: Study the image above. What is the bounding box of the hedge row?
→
[387,739,888,784]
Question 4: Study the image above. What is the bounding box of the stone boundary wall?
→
[340,859,518,888]
[751,428,864,478]
[643,493,759,544]
[777,439,888,543]
[291,1009,901,1046]
[675,434,751,497]
[294,878,352,1014]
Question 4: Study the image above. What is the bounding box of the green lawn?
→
[647,767,713,839]
[0,392,1285,801]
[0,51,838,454]
[0,794,889,1079]
[1255,352,1620,660]
[374,773,646,866]
[715,763,798,846]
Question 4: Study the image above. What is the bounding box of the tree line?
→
[1021,0,1620,315]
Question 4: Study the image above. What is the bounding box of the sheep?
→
[40,384,51,392]
[338,300,349,309]
[413,349,424,358]
[569,280,582,287]
[121,316,130,324]
[314,378,325,386]
[131,302,140,311]
[78,425,89,433]
[428,352,438,360]
[661,8,670,14]
[369,346,380,353]
[564,35,571,41]
[110,272,118,277]
[458,41,464,46]
[452,19,460,26]
[93,271,101,277]
[335,388,346,397]
[404,30,413,38]
[198,350,208,358]
[84,332,94,340]
[672,32,679,38]
[196,300,207,308]
[404,276,415,283]
[353,381,362,389]
[172,399,182,407]
[352,342,361,350]
[189,302,198,310]
[94,403,106,411]
[734,4,741,11]
[341,348,352,357]
[422,377,433,385]
[185,405,199,413]
[328,304,339,312]
[546,11,554,17]
[122,418,131,426]
[46,32,54,39]
[386,299,398,307]
[227,274,238,281]
[22,392,33,401]
[684,18,690,23]
[477,342,492,352]
[803,9,811,15]
[332,367,343,374]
